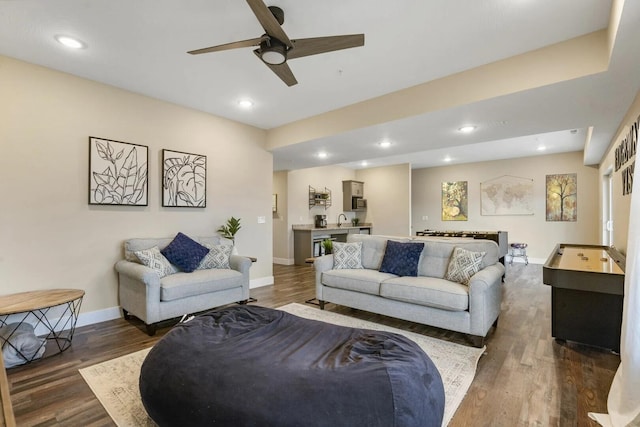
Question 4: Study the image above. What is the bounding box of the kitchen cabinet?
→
[292,225,373,265]
[342,180,366,212]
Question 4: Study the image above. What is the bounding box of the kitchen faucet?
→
[337,213,348,227]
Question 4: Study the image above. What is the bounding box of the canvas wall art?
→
[162,149,207,207]
[546,173,577,221]
[442,181,468,221]
[88,137,148,206]
[480,175,534,216]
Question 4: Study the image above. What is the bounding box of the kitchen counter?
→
[292,224,372,265]
[292,223,372,232]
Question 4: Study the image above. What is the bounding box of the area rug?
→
[79,303,484,426]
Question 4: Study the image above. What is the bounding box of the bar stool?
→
[509,243,528,265]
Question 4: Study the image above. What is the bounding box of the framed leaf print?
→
[162,149,207,207]
[89,137,148,206]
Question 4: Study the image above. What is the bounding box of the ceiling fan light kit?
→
[187,0,364,86]
[260,39,287,65]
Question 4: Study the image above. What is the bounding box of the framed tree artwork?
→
[88,137,148,206]
[442,181,468,221]
[546,173,577,221]
[162,149,207,207]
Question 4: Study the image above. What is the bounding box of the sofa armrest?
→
[313,255,334,300]
[229,255,252,275]
[114,260,161,288]
[468,263,505,336]
[313,255,334,273]
[229,255,252,300]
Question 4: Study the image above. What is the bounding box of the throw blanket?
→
[0,322,46,368]
[140,305,445,427]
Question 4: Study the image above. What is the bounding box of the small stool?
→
[509,243,528,265]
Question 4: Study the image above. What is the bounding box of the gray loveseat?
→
[314,234,505,346]
[115,236,251,335]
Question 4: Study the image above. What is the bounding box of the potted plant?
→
[217,216,242,244]
[321,239,333,255]
[351,217,360,226]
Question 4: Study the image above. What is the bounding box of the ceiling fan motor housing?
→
[268,6,285,25]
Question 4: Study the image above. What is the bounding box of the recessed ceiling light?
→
[237,99,254,109]
[443,156,452,162]
[55,35,86,49]
[537,146,546,151]
[361,161,368,167]
[317,152,328,159]
[458,125,476,133]
[378,141,392,148]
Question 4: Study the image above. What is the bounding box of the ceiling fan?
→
[187,0,365,86]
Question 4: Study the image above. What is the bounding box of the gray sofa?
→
[115,236,251,335]
[314,234,505,346]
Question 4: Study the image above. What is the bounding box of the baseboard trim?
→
[506,257,543,265]
[250,276,274,288]
[273,257,294,265]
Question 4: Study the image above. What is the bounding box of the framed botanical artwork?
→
[162,149,207,207]
[88,137,148,206]
[442,181,468,221]
[546,173,577,221]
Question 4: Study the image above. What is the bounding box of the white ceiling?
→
[1,0,639,171]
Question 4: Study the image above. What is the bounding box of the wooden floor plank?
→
[2,263,618,426]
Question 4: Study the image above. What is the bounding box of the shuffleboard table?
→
[543,244,625,352]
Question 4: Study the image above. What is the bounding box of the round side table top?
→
[0,289,85,316]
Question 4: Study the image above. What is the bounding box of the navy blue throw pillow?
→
[161,232,209,273]
[379,240,425,277]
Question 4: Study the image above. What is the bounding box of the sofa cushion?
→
[380,277,469,311]
[333,242,364,269]
[416,239,500,278]
[160,269,243,302]
[198,244,232,269]
[322,269,397,296]
[445,247,486,285]
[379,240,425,277]
[347,235,406,270]
[161,232,209,273]
[134,246,178,278]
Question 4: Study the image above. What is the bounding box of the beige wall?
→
[0,56,273,319]
[356,163,411,236]
[598,89,639,255]
[272,171,289,263]
[411,152,600,262]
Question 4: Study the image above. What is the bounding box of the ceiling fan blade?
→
[246,0,292,47]
[287,34,365,60]
[187,36,268,55]
[253,50,298,86]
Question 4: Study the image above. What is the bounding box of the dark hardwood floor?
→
[5,263,619,426]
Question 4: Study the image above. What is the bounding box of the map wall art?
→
[480,175,534,216]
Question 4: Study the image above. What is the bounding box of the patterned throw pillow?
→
[161,232,209,273]
[445,247,486,285]
[379,240,424,277]
[332,241,364,270]
[198,244,232,269]
[135,246,177,278]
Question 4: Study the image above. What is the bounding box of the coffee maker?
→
[314,214,327,228]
